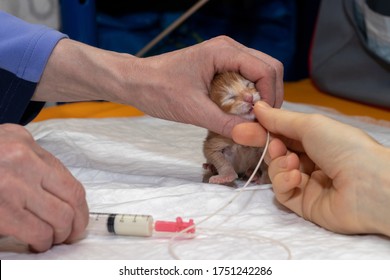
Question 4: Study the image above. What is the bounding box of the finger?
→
[244,51,284,108]
[26,187,74,245]
[217,37,284,107]
[239,58,277,108]
[265,138,288,165]
[209,37,283,108]
[231,122,268,147]
[15,211,54,252]
[272,169,305,217]
[35,149,89,243]
[42,171,88,243]
[253,101,309,142]
[232,104,306,152]
[231,122,300,158]
[268,152,300,181]
[268,153,308,217]
[0,186,54,252]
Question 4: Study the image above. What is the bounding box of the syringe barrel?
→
[88,212,154,237]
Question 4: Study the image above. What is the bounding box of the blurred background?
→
[0,0,321,81]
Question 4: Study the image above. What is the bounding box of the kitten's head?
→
[210,72,260,120]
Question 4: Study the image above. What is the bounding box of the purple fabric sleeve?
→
[0,11,68,124]
[0,10,67,82]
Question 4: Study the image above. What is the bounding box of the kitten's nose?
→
[244,94,253,104]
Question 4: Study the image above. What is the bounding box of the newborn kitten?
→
[203,72,269,185]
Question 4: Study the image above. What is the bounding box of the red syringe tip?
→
[154,217,195,233]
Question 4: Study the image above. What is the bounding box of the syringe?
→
[88,212,195,237]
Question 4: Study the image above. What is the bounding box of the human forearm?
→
[34,36,284,138]
[33,38,132,103]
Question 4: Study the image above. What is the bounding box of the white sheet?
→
[1,101,389,260]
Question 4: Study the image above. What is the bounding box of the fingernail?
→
[254,101,271,109]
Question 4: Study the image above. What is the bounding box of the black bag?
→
[310,0,390,108]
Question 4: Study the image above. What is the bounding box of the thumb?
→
[208,112,249,139]
[232,101,307,149]
[253,101,307,142]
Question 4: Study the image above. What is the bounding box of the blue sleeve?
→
[0,11,68,125]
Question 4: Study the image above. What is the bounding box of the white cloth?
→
[1,102,389,259]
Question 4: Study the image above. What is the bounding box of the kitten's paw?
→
[209,173,237,184]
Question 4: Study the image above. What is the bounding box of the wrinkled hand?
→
[0,124,89,252]
[35,36,283,138]
[121,36,284,137]
[232,102,390,237]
